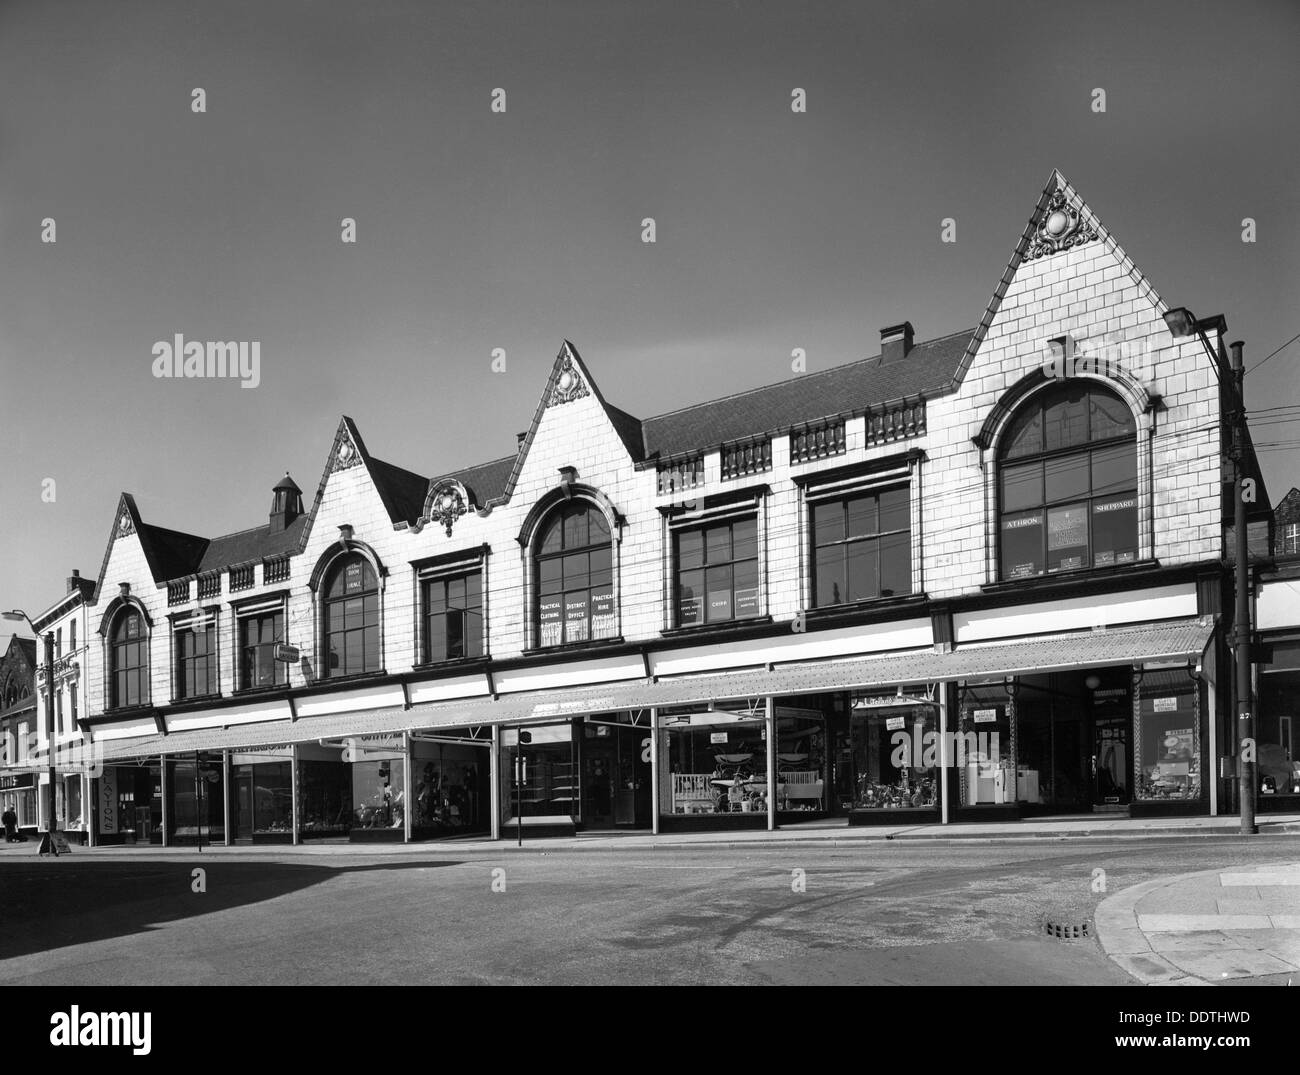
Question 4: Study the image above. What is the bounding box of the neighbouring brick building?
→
[3,170,1283,844]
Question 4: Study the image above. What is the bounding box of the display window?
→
[774,706,828,813]
[351,753,405,831]
[298,758,352,835]
[848,702,937,810]
[167,756,226,841]
[411,740,488,834]
[229,755,294,837]
[958,683,1018,806]
[504,722,576,822]
[1135,671,1201,801]
[663,711,768,816]
[1258,651,1300,797]
[63,776,84,830]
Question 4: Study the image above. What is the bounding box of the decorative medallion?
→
[426,480,469,537]
[333,431,362,472]
[117,511,134,537]
[549,353,590,406]
[1026,188,1099,260]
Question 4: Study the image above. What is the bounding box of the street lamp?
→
[1162,308,1257,836]
[2,609,60,855]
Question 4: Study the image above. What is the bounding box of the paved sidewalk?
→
[5,812,1295,858]
[1096,862,1300,985]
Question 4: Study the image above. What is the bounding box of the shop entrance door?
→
[1092,716,1131,806]
[583,735,616,828]
[231,768,254,841]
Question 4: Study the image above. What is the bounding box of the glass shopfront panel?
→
[167,756,225,842]
[298,758,352,836]
[663,712,768,816]
[958,684,1017,806]
[504,722,577,822]
[1258,647,1300,799]
[775,703,831,813]
[412,740,489,835]
[230,755,294,838]
[63,775,84,831]
[848,703,938,811]
[351,751,406,832]
[1135,671,1201,802]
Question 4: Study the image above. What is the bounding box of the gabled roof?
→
[952,168,1168,388]
[195,516,307,574]
[640,329,974,461]
[427,455,517,508]
[368,457,430,528]
[9,636,36,667]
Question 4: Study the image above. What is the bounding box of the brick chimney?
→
[67,569,94,599]
[880,321,915,364]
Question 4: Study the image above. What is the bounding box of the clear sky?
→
[1,0,1297,634]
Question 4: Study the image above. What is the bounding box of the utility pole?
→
[1229,340,1257,835]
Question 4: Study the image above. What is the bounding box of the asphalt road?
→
[2,837,1297,985]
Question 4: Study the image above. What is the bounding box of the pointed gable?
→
[490,341,645,506]
[953,168,1170,388]
[92,493,208,600]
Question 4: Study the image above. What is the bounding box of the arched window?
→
[1,677,17,708]
[998,382,1137,580]
[535,501,614,647]
[111,610,147,708]
[324,554,380,677]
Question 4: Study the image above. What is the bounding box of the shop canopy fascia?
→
[94,616,1215,763]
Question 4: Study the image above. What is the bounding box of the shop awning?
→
[92,616,1215,762]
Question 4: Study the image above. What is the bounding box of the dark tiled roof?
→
[605,404,647,463]
[136,523,209,582]
[430,455,516,509]
[640,329,974,460]
[195,515,308,574]
[368,457,430,528]
[13,637,36,665]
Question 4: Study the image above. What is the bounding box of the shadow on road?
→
[0,860,462,960]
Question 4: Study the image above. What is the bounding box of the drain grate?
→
[1044,919,1091,940]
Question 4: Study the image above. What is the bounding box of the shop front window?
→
[958,684,1016,806]
[848,703,938,810]
[168,756,226,841]
[298,759,352,836]
[505,723,577,820]
[1135,671,1201,801]
[64,777,83,830]
[351,754,405,831]
[413,741,488,833]
[775,706,828,812]
[664,714,768,816]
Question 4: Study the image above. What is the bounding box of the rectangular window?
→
[70,683,77,729]
[422,571,483,663]
[811,487,911,607]
[1284,523,1300,556]
[238,610,285,691]
[69,620,76,652]
[674,517,760,626]
[175,617,217,700]
[56,689,63,735]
